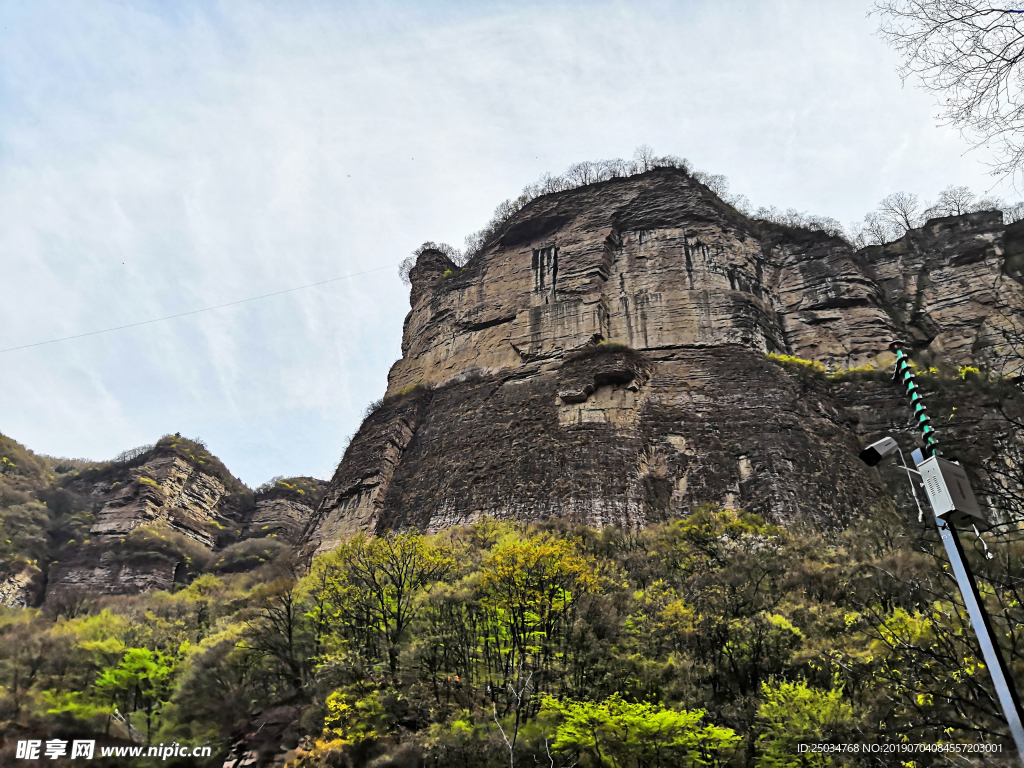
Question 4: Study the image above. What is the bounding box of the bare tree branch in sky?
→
[928,183,979,215]
[875,1,1024,179]
[879,190,923,232]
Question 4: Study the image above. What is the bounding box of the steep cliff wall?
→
[40,437,250,600]
[245,477,327,543]
[0,434,327,605]
[86,454,234,548]
[305,168,1024,552]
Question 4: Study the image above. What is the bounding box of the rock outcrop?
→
[4,437,327,604]
[245,477,327,544]
[47,552,177,599]
[0,567,41,608]
[304,168,1024,552]
[87,454,233,548]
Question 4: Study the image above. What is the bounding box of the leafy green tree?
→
[6,498,1024,765]
[0,615,72,717]
[479,532,600,705]
[323,688,387,743]
[243,578,315,696]
[540,693,739,768]
[754,680,856,767]
[412,581,481,703]
[95,647,177,744]
[308,532,453,674]
[165,634,254,743]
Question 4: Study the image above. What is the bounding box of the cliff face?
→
[40,437,250,601]
[244,478,327,544]
[305,168,1024,552]
[0,433,327,605]
[85,454,237,548]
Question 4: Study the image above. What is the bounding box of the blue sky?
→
[1,0,1016,486]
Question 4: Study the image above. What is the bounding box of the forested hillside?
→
[3,359,1023,766]
[2,499,1021,766]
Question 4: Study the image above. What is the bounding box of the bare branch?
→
[875,1,1024,178]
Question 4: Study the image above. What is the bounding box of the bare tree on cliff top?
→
[878,190,923,232]
[930,183,983,215]
[875,1,1024,178]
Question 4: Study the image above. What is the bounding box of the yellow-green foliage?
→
[767,353,953,382]
[765,352,826,373]
[540,694,741,766]
[755,679,856,765]
[959,365,981,379]
[0,432,77,499]
[0,431,82,482]
[119,523,213,572]
[324,690,386,743]
[210,538,286,573]
[0,435,97,574]
[0,501,48,567]
[3,506,1023,762]
[396,382,423,397]
[254,475,325,505]
[152,434,245,494]
[833,363,875,376]
[137,476,160,488]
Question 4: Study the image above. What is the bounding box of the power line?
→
[0,262,400,354]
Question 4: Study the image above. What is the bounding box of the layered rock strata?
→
[245,479,327,543]
[41,448,323,602]
[304,168,1024,551]
[88,454,232,547]
[47,552,177,599]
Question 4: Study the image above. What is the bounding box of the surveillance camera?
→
[859,436,899,466]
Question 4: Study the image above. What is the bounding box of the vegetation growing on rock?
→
[1,504,1022,765]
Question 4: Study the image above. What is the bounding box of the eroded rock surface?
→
[89,454,230,547]
[245,478,327,544]
[39,442,326,601]
[305,168,1024,549]
[0,567,41,608]
[47,551,177,598]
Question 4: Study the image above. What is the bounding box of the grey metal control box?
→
[916,455,990,531]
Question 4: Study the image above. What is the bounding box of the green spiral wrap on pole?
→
[889,339,941,457]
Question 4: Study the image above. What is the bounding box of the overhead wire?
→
[0,262,401,354]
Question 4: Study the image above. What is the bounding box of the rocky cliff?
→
[5,167,1021,598]
[304,168,1024,552]
[0,433,326,605]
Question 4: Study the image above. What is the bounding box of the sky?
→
[1,0,1018,487]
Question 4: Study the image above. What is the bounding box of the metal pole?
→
[883,339,1024,759]
[936,520,1024,759]
[894,450,1024,758]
